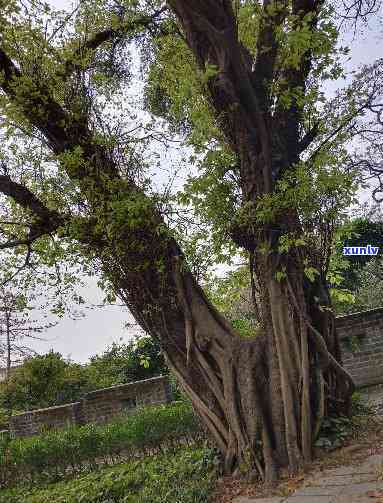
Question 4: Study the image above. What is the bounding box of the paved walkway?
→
[233,453,383,502]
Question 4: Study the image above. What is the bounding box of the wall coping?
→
[336,306,383,319]
[12,401,81,417]
[11,376,170,421]
[336,307,383,327]
[82,375,168,399]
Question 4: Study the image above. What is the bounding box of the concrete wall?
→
[9,375,172,438]
[337,307,383,387]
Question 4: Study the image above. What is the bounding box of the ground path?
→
[233,453,383,502]
[232,386,383,503]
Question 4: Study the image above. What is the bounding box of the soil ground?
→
[213,385,383,503]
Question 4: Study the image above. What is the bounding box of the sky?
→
[14,0,383,363]
[28,278,134,363]
[23,0,139,363]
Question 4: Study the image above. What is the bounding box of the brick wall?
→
[336,307,383,387]
[9,375,172,438]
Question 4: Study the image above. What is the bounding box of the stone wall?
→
[82,376,172,425]
[337,307,383,387]
[9,375,172,438]
[7,309,383,437]
[10,402,82,438]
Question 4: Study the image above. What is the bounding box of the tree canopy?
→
[0,0,382,483]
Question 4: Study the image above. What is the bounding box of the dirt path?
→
[215,386,383,503]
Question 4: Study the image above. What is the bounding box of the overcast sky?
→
[24,0,138,363]
[22,0,383,363]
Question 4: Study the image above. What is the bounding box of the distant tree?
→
[87,336,168,387]
[335,218,383,291]
[0,351,92,412]
[325,212,383,314]
[331,257,383,315]
[351,257,383,312]
[0,336,170,414]
[206,265,260,338]
[0,287,56,380]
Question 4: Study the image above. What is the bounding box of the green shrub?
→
[0,402,203,488]
[0,408,9,430]
[315,392,375,450]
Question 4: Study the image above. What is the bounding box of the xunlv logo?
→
[343,245,380,256]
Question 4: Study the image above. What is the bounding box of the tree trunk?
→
[86,196,354,482]
[5,313,11,382]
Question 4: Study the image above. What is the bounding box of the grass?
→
[0,445,219,503]
[1,393,374,502]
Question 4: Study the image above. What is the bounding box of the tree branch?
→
[168,1,276,192]
[0,246,33,286]
[0,46,120,185]
[252,0,289,108]
[272,0,324,172]
[0,175,63,227]
[297,122,320,153]
[0,174,66,247]
[60,6,168,80]
[338,0,381,29]
[0,48,82,155]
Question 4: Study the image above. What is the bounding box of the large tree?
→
[0,0,381,483]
